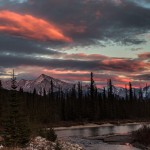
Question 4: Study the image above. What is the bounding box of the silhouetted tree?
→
[107,79,113,99]
[50,80,54,99]
[0,80,2,89]
[90,72,95,100]
[78,82,82,100]
[3,70,30,147]
[125,85,128,101]
[139,86,143,100]
[129,82,133,101]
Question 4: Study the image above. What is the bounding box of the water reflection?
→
[56,124,143,150]
[56,124,142,138]
[89,127,99,137]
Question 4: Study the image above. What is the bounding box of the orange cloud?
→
[0,10,72,42]
[138,52,150,59]
[102,59,148,72]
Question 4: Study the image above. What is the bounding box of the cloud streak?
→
[138,52,150,60]
[0,52,149,73]
[0,10,72,42]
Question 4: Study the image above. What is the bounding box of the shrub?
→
[38,128,57,142]
[46,128,57,142]
[132,125,150,146]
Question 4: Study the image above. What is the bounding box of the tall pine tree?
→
[3,70,30,147]
[129,82,133,101]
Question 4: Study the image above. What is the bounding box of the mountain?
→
[1,74,74,95]
[103,85,150,99]
[143,85,150,99]
[109,86,150,99]
[1,74,150,98]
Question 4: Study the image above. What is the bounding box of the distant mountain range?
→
[1,74,150,99]
[1,74,73,95]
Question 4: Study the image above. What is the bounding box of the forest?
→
[0,72,150,126]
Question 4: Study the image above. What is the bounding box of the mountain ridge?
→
[1,74,150,98]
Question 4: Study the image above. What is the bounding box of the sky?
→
[0,0,149,88]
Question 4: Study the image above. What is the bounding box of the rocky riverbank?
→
[0,136,84,150]
[27,136,84,150]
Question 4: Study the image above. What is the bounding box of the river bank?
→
[100,134,150,150]
[54,121,149,131]
[51,119,150,128]
[0,136,84,150]
[55,122,150,150]
[0,123,147,150]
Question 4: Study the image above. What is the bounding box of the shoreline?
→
[53,120,150,149]
[100,134,150,150]
[53,120,150,130]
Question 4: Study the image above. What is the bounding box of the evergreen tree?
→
[145,83,148,100]
[107,79,113,99]
[33,88,36,95]
[103,87,106,100]
[125,85,128,101]
[139,86,143,100]
[133,88,137,100]
[2,70,30,147]
[129,82,133,101]
[90,72,95,100]
[43,88,46,97]
[50,80,54,99]
[0,80,2,89]
[19,87,23,93]
[78,82,82,100]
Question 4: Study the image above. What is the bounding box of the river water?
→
[56,123,144,150]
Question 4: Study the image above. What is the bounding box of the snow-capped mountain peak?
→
[1,74,150,98]
[1,74,74,95]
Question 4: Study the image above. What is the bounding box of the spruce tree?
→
[50,80,54,99]
[139,86,143,100]
[107,79,113,100]
[33,88,37,96]
[0,80,2,89]
[78,82,82,100]
[145,83,148,100]
[129,82,133,101]
[125,85,128,101]
[103,87,106,100]
[90,72,95,100]
[3,70,30,147]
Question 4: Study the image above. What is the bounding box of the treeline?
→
[0,72,150,125]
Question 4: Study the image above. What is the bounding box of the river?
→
[56,123,144,150]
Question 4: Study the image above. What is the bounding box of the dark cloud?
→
[0,0,150,46]
[0,0,149,85]
[0,34,64,55]
[0,53,149,73]
[134,74,150,81]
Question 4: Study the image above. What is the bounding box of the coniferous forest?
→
[0,72,150,128]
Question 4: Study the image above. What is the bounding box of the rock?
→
[29,137,84,150]
[0,136,84,150]
[0,145,3,149]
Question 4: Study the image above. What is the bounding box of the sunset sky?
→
[0,0,149,87]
